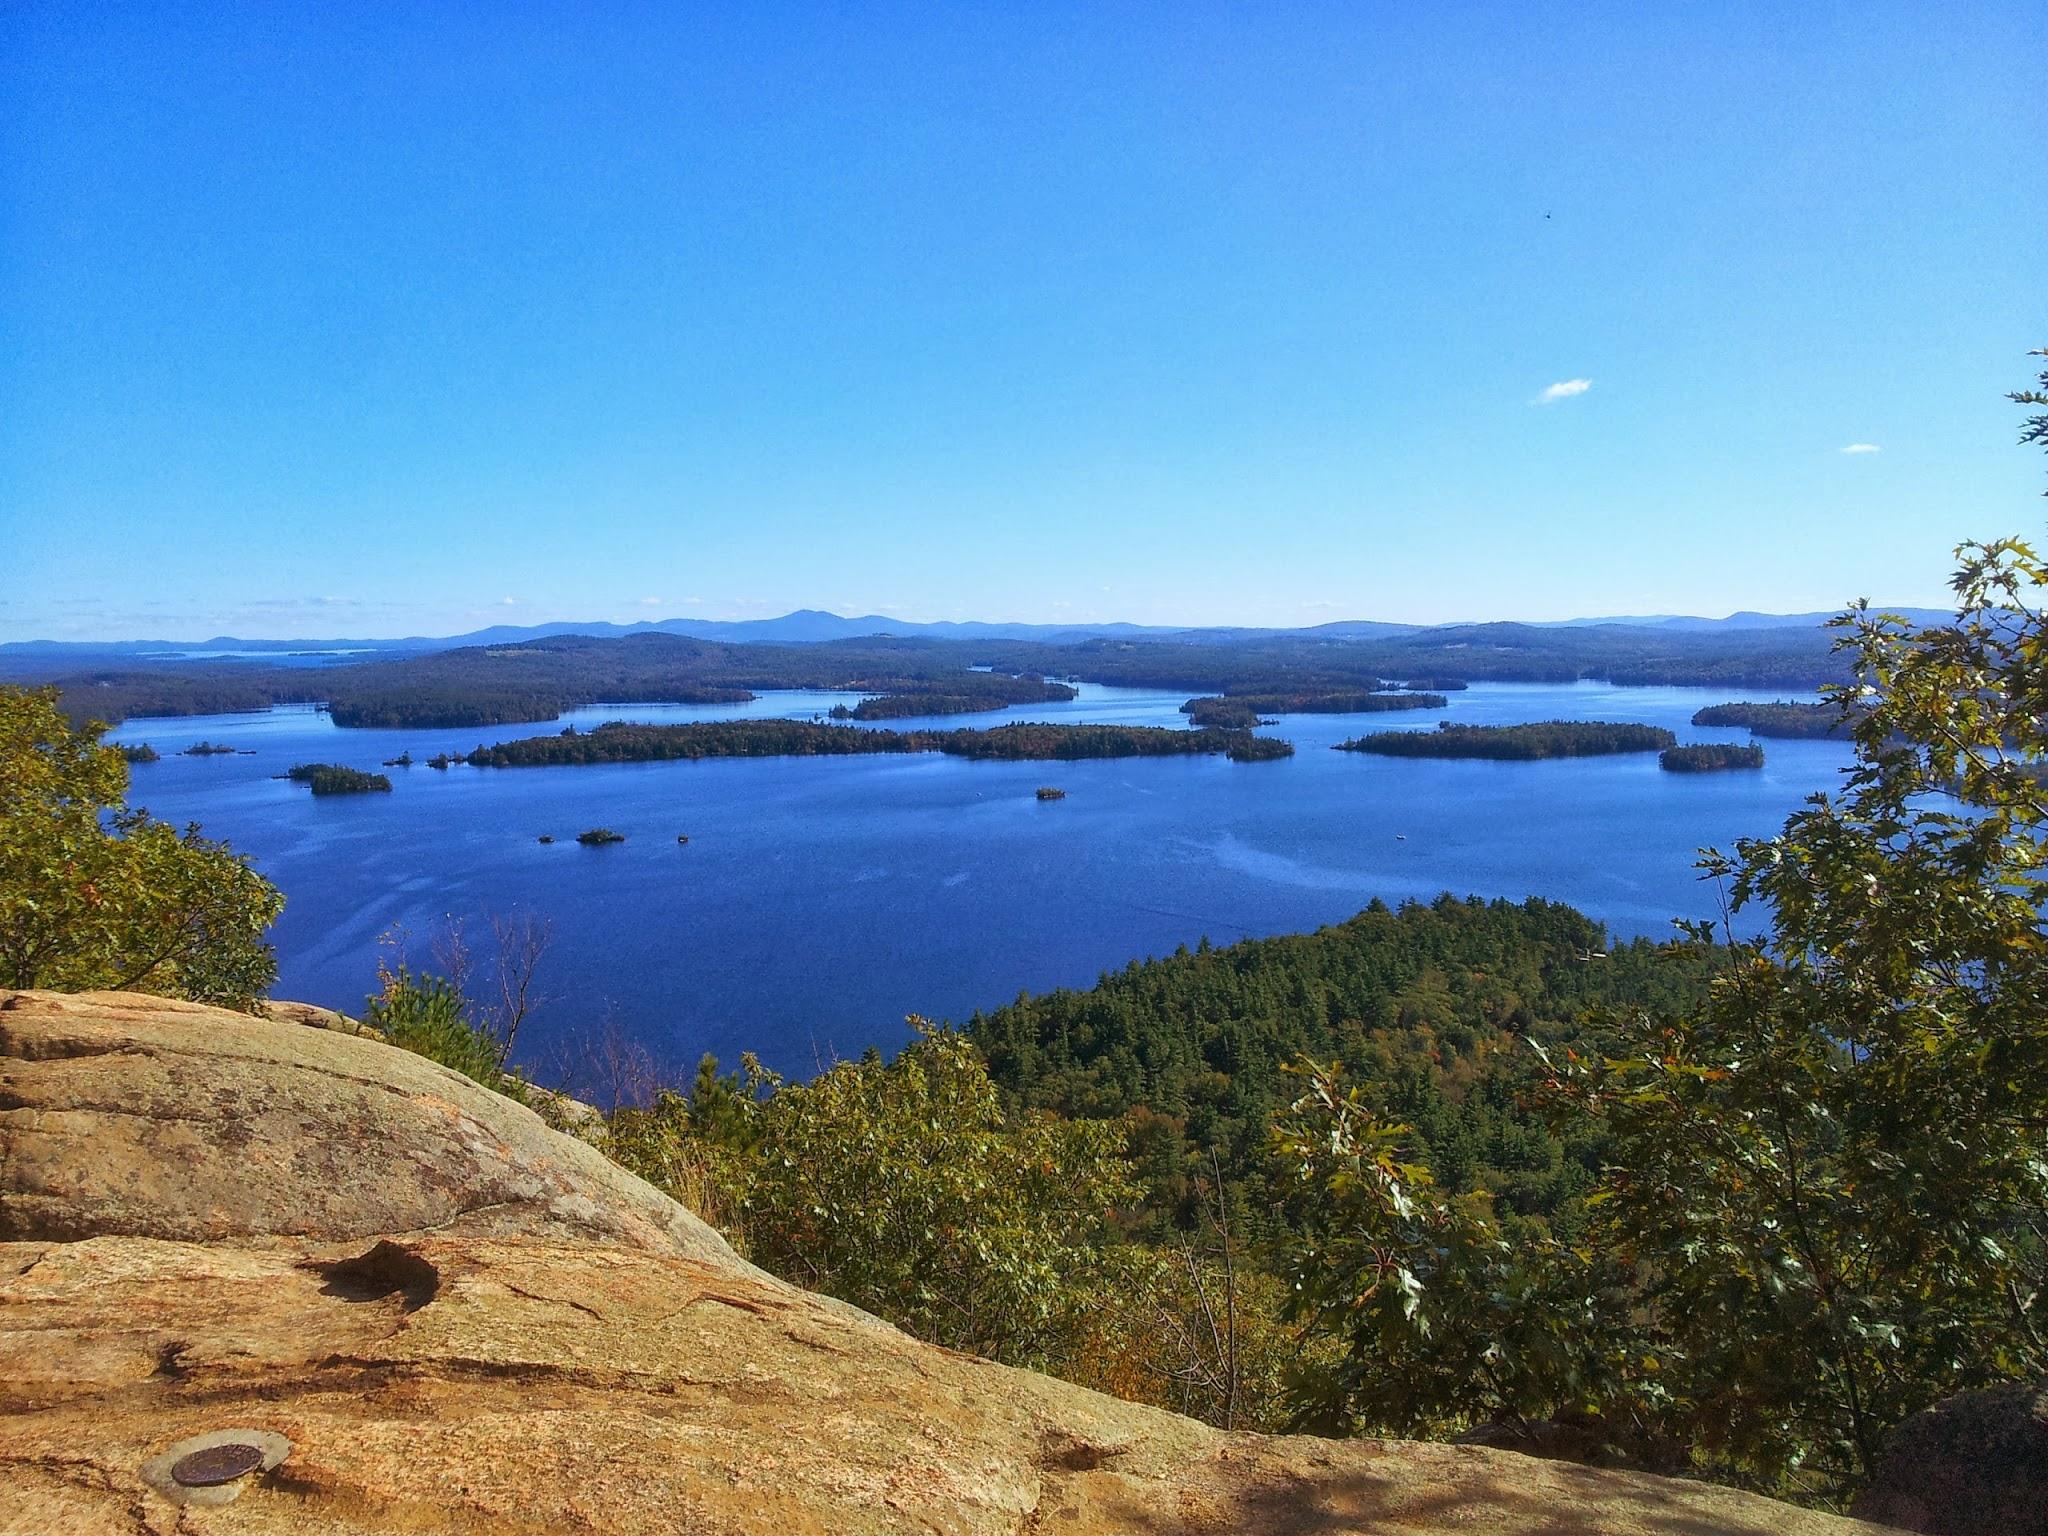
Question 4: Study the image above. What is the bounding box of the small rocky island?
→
[1661,743,1766,773]
[577,826,626,845]
[1036,786,1066,800]
[284,763,393,795]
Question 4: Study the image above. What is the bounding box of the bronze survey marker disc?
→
[170,1442,266,1488]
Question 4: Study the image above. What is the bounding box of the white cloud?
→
[1535,378,1593,405]
[498,596,519,606]
[638,596,663,606]
[1839,442,1882,454]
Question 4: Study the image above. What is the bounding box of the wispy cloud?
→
[498,596,520,606]
[1839,442,1882,455]
[637,596,663,607]
[1535,378,1592,405]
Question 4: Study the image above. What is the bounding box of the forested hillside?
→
[969,896,1719,1240]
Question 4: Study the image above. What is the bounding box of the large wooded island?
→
[1336,720,1677,760]
[466,718,1294,766]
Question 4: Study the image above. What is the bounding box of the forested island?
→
[1691,700,1855,738]
[180,740,242,756]
[466,718,1292,767]
[119,743,158,763]
[1660,743,1766,773]
[284,762,393,795]
[1336,720,1676,759]
[1177,697,1267,729]
[1181,690,1447,729]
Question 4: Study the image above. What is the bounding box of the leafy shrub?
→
[0,685,282,1006]
[364,965,514,1091]
[1275,364,2048,1501]
[611,1027,1141,1372]
[1271,1059,1621,1443]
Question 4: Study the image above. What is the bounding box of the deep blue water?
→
[106,682,1849,1080]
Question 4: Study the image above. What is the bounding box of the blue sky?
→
[2,3,2040,640]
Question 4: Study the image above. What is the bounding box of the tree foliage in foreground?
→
[1275,357,2048,1503]
[0,685,282,1006]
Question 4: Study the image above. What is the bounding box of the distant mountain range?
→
[0,605,1957,662]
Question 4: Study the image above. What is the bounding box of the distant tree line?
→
[977,622,1848,695]
[1336,720,1675,760]
[16,618,1854,732]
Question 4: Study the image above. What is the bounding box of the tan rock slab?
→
[0,989,739,1264]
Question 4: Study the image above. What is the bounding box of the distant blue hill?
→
[0,603,1953,662]
[1539,608,1953,632]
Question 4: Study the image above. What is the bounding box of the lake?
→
[106,681,1849,1081]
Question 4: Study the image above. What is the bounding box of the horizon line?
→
[0,600,1959,651]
